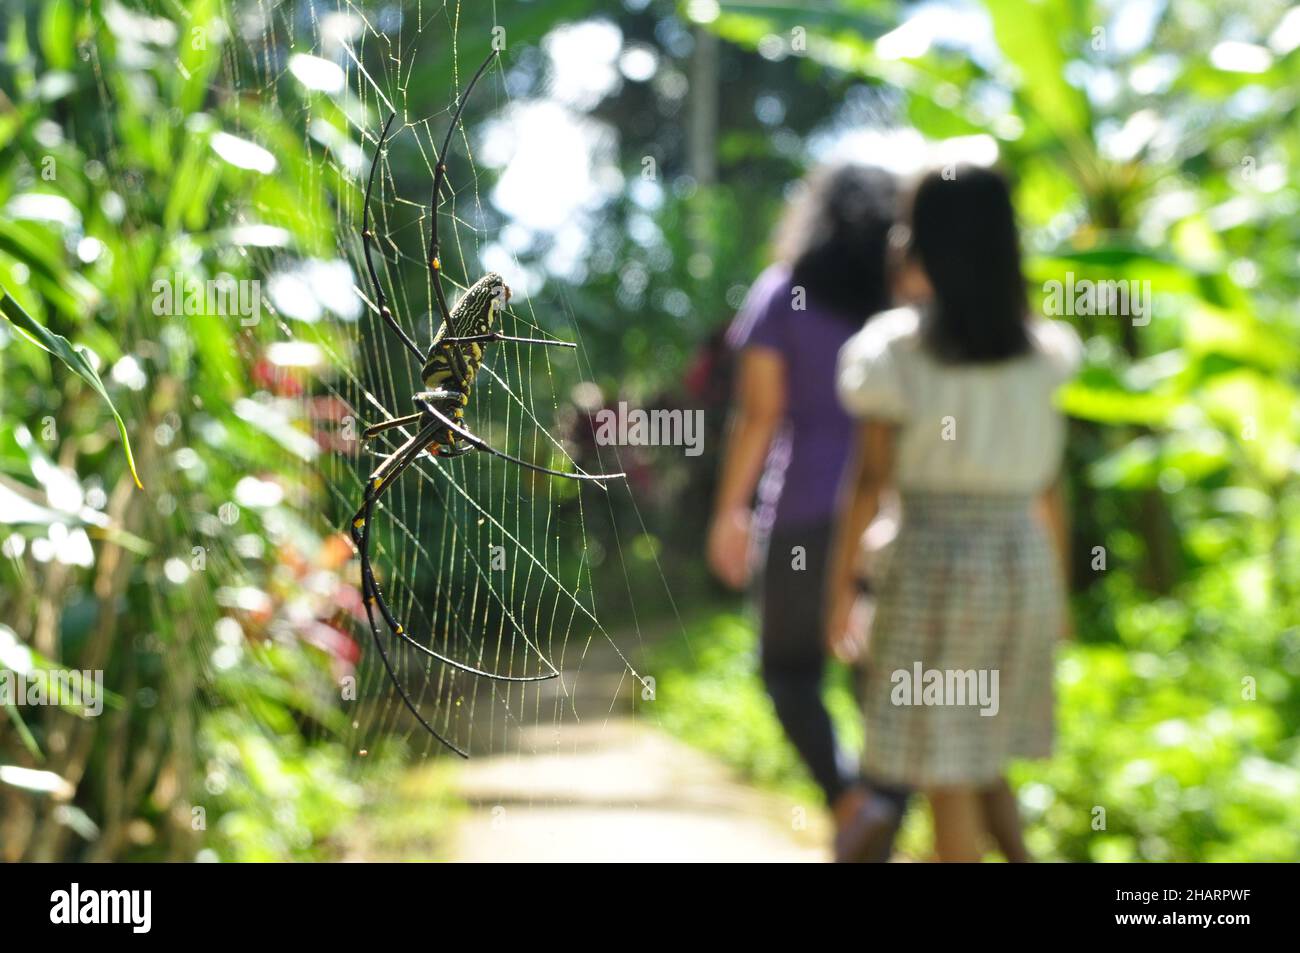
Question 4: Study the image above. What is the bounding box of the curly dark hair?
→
[772,163,898,323]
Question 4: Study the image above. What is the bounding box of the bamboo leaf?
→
[2,703,42,761]
[0,764,74,799]
[0,287,142,489]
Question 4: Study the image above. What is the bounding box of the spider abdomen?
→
[421,342,484,390]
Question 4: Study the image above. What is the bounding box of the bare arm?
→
[1038,476,1069,579]
[1038,475,1072,638]
[706,346,786,588]
[825,420,896,649]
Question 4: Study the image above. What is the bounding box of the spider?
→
[350,49,625,756]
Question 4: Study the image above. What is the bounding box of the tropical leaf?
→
[0,287,142,489]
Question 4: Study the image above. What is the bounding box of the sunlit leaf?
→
[0,764,73,798]
[0,287,142,489]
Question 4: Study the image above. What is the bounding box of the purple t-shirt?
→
[727,265,859,532]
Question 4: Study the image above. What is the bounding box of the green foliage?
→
[1018,561,1300,861]
[0,0,370,860]
[647,611,861,807]
[0,287,141,487]
[199,710,364,862]
[3,0,1297,863]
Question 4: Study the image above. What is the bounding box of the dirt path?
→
[447,625,832,862]
[349,628,833,862]
[448,718,828,862]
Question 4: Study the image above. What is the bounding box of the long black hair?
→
[904,165,1031,362]
[773,163,897,322]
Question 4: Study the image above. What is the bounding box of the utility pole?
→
[689,24,718,188]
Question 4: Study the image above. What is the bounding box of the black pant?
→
[757,521,853,806]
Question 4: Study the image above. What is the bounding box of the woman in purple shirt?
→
[707,164,905,860]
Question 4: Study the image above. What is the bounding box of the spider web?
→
[233,0,650,760]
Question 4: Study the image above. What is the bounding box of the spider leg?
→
[356,493,468,757]
[352,424,466,755]
[362,112,424,362]
[362,412,423,440]
[351,422,560,695]
[436,441,474,459]
[440,332,577,349]
[419,403,626,486]
[428,49,501,338]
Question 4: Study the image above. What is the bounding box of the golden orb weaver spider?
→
[351,49,625,755]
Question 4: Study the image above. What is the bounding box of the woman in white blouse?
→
[827,166,1081,862]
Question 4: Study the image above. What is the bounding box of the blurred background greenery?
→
[0,0,1297,861]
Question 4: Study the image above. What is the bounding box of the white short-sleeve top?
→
[837,307,1082,494]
